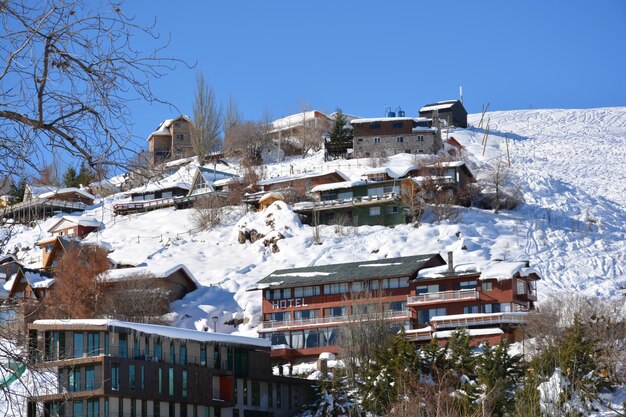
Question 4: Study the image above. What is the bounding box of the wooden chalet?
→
[36,236,82,272]
[6,268,55,302]
[419,100,468,128]
[146,115,194,165]
[47,216,102,239]
[253,252,540,364]
[99,264,198,302]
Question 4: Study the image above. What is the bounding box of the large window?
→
[324,306,348,317]
[459,280,477,290]
[463,305,479,314]
[369,206,381,216]
[267,288,292,300]
[182,370,188,397]
[352,280,379,292]
[200,344,207,366]
[293,309,318,321]
[111,364,119,390]
[482,282,493,291]
[387,301,407,312]
[270,332,290,346]
[251,381,260,407]
[270,311,291,322]
[168,368,174,396]
[323,283,348,295]
[73,401,83,417]
[383,277,409,289]
[118,334,128,358]
[69,368,81,392]
[87,399,99,417]
[294,286,320,297]
[129,364,136,390]
[180,345,187,365]
[516,280,527,295]
[133,337,141,359]
[419,308,446,324]
[87,332,99,356]
[73,332,84,358]
[154,340,162,361]
[415,284,441,294]
[85,366,95,390]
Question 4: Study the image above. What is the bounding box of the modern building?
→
[351,116,442,158]
[146,115,194,165]
[419,100,468,128]
[253,253,540,364]
[27,319,313,417]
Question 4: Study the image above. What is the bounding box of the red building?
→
[253,253,540,364]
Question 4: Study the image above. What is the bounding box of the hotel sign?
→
[271,298,308,310]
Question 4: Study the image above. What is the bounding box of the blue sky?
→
[124,0,625,147]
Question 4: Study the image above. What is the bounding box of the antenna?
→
[460,85,463,104]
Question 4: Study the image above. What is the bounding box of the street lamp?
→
[212,316,218,333]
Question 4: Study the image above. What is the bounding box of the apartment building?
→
[146,116,194,165]
[27,320,312,417]
[253,253,540,364]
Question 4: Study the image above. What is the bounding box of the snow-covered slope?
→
[3,107,625,337]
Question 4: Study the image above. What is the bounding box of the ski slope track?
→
[2,107,624,338]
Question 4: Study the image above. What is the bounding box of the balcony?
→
[430,312,528,330]
[407,289,479,306]
[258,309,411,332]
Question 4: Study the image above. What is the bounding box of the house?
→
[5,267,55,302]
[23,185,95,205]
[146,115,194,165]
[36,236,82,271]
[419,100,468,128]
[258,192,286,211]
[99,264,198,302]
[422,161,475,189]
[351,116,442,158]
[187,167,237,197]
[253,252,540,364]
[7,185,96,223]
[26,319,313,417]
[47,216,102,239]
[293,178,410,227]
[269,111,335,156]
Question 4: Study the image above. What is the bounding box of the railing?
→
[8,198,87,211]
[407,289,479,305]
[112,191,227,215]
[430,312,528,329]
[293,192,400,211]
[258,309,410,331]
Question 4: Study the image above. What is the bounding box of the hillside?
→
[3,107,625,338]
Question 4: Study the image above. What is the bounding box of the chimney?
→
[447,251,454,276]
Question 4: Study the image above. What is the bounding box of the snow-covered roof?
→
[420,100,459,112]
[480,261,539,281]
[362,165,418,179]
[0,254,18,264]
[128,165,196,195]
[47,216,103,233]
[350,117,416,124]
[310,180,366,193]
[271,111,331,132]
[26,271,55,289]
[258,170,350,186]
[38,187,95,201]
[433,328,504,339]
[32,319,271,348]
[100,264,199,286]
[416,263,480,279]
[193,167,238,188]
[213,177,242,187]
[147,115,192,141]
[411,126,438,132]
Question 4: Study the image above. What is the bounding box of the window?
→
[270,332,290,346]
[293,309,318,320]
[169,403,175,417]
[383,277,409,289]
[130,399,136,417]
[500,303,512,312]
[111,364,119,390]
[118,333,128,358]
[294,286,320,297]
[276,384,282,408]
[73,332,84,358]
[158,368,163,394]
[104,398,109,417]
[252,381,260,406]
[182,370,188,397]
[129,364,136,390]
[370,122,381,129]
[154,340,162,360]
[200,345,207,366]
[243,380,248,405]
[118,397,123,417]
[323,283,348,295]
[459,280,477,290]
[386,206,399,214]
[45,244,53,253]
[142,400,147,417]
[392,121,404,129]
[324,306,348,317]
[419,307,446,324]
[417,135,424,141]
[352,280,379,292]
[482,282,493,291]
[174,122,180,127]
[73,401,83,417]
[396,137,404,143]
[85,366,95,390]
[463,305,479,314]
[170,342,176,364]
[87,399,99,417]
[416,284,441,294]
[516,280,527,295]
[357,138,363,142]
[133,337,140,359]
[154,402,160,417]
[86,332,99,356]
[267,288,292,300]
[70,368,81,392]
[181,405,188,417]
[180,345,187,365]
[374,137,381,144]
[270,311,291,322]
[176,134,185,140]
[168,368,174,396]
[369,206,381,216]
[141,366,145,390]
[388,301,406,312]
[268,383,273,408]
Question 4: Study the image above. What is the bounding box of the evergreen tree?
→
[62,166,79,188]
[76,162,95,187]
[8,177,26,203]
[328,109,353,144]
[306,369,356,417]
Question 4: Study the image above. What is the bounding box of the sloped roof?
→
[270,110,331,132]
[350,116,416,124]
[420,100,461,112]
[258,170,350,186]
[38,187,96,201]
[147,115,192,141]
[99,264,199,287]
[362,165,418,179]
[47,216,103,233]
[255,254,444,289]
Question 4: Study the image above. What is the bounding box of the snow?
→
[147,115,192,140]
[38,187,95,201]
[350,117,416,124]
[480,261,530,280]
[258,170,350,186]
[311,180,366,193]
[47,215,102,232]
[99,264,199,286]
[361,165,417,179]
[358,262,402,267]
[270,272,334,278]
[432,328,503,338]
[417,263,479,278]
[32,319,271,347]
[270,111,330,132]
[420,101,457,112]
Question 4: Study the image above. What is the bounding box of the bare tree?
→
[190,72,222,163]
[0,0,185,177]
[223,94,243,154]
[191,194,225,229]
[100,274,170,324]
[297,103,326,158]
[480,154,522,213]
[401,179,425,225]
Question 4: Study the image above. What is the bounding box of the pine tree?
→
[328,109,353,144]
[8,178,26,203]
[76,162,95,187]
[62,166,79,188]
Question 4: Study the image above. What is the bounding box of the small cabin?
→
[47,216,102,239]
[6,268,55,302]
[36,236,81,271]
[419,100,468,128]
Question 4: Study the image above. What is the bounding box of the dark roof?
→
[256,254,444,288]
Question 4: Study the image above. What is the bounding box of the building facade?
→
[147,116,194,165]
[254,253,540,364]
[351,117,442,158]
[27,320,312,417]
[419,100,468,128]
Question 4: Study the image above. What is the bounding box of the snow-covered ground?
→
[3,107,625,335]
